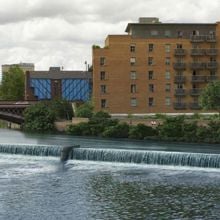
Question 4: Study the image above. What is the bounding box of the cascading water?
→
[1,144,220,168]
[0,144,62,157]
[72,148,220,168]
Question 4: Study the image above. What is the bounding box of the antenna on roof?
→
[85,61,88,71]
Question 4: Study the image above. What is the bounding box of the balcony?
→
[174,103,187,110]
[206,49,218,56]
[174,49,186,56]
[190,88,202,96]
[190,62,206,70]
[191,75,206,83]
[174,76,186,83]
[173,63,186,70]
[175,89,186,96]
[207,75,218,82]
[206,35,217,42]
[206,62,218,69]
[189,103,202,110]
[190,35,206,42]
[191,49,205,56]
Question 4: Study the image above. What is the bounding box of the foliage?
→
[102,123,129,138]
[92,45,101,49]
[67,122,91,136]
[129,124,157,140]
[199,81,220,112]
[75,102,94,118]
[23,102,55,132]
[46,99,73,120]
[157,116,185,138]
[0,66,24,100]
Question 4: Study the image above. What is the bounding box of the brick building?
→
[93,17,220,114]
[25,67,92,102]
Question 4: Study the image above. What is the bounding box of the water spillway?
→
[1,144,220,168]
[72,148,220,168]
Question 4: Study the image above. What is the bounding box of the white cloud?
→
[0,0,220,78]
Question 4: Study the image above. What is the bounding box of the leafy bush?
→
[75,102,93,118]
[129,123,157,140]
[102,123,129,138]
[67,122,91,136]
[23,102,55,132]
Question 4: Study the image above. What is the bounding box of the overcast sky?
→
[0,0,220,74]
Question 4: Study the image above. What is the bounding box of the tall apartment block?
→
[93,17,220,114]
[2,62,35,74]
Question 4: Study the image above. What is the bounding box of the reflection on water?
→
[0,154,220,219]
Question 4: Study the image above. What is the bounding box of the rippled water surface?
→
[1,154,220,220]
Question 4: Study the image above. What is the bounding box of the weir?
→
[0,144,220,168]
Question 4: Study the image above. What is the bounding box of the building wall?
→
[93,22,220,114]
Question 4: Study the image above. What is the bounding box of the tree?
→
[199,81,220,113]
[0,66,25,100]
[75,102,94,118]
[23,102,55,132]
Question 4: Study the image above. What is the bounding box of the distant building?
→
[2,62,35,75]
[93,17,220,114]
[25,67,92,102]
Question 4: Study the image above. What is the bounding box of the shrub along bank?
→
[67,113,220,143]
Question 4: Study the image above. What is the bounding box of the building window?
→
[148,71,154,80]
[165,83,171,92]
[165,71,171,80]
[151,30,158,36]
[148,44,154,52]
[100,71,106,80]
[165,57,170,65]
[130,71,137,80]
[177,44,183,49]
[192,30,199,36]
[148,57,154,65]
[130,57,136,65]
[130,84,137,93]
[165,44,171,53]
[130,98,137,107]
[149,97,154,107]
[101,99,107,108]
[165,30,171,37]
[177,83,183,89]
[165,97,171,106]
[130,44,136,52]
[100,57,106,66]
[177,31,183,38]
[149,84,154,92]
[100,85,107,94]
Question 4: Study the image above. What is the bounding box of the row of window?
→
[130,57,172,65]
[100,97,171,108]
[99,83,171,94]
[131,43,174,53]
[99,71,171,80]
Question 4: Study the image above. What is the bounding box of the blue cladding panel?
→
[30,79,51,100]
[62,79,90,101]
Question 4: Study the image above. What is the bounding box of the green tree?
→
[23,102,55,132]
[0,66,25,100]
[75,102,94,118]
[199,81,220,113]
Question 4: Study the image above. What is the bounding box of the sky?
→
[0,0,220,75]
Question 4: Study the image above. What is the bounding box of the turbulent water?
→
[1,129,220,219]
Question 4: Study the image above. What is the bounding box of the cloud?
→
[0,0,220,79]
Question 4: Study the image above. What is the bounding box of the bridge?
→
[0,101,37,124]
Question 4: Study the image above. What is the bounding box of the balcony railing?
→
[189,103,202,110]
[207,75,218,82]
[174,49,186,56]
[190,35,216,42]
[173,63,186,70]
[206,49,218,56]
[191,75,206,83]
[190,35,206,42]
[174,76,186,83]
[191,49,205,56]
[190,62,206,69]
[175,89,186,96]
[174,103,187,110]
[206,62,218,69]
[190,88,202,96]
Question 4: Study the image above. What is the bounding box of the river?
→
[0,129,220,219]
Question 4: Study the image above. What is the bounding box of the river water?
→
[1,129,220,219]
